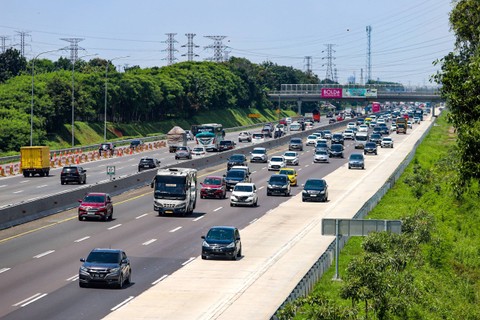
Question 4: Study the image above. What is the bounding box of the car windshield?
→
[204,178,221,185]
[366,143,376,147]
[315,150,328,155]
[253,134,264,139]
[307,135,317,139]
[177,147,188,151]
[271,157,283,162]
[331,145,343,151]
[153,176,187,200]
[304,179,326,190]
[290,139,302,143]
[193,148,203,152]
[230,155,245,161]
[269,176,286,184]
[86,251,120,264]
[279,169,294,175]
[383,138,392,142]
[83,195,105,203]
[226,170,245,178]
[284,152,296,157]
[350,154,364,160]
[206,228,234,241]
[252,149,265,154]
[234,185,253,192]
[371,134,381,139]
[63,167,78,173]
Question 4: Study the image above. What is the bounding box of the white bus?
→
[195,123,224,151]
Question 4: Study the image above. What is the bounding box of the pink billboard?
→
[321,88,342,98]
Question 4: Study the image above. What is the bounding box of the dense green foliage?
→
[434,0,480,191]
[277,114,480,319]
[0,52,318,152]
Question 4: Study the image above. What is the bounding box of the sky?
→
[0,0,456,87]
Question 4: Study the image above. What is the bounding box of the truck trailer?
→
[20,146,50,177]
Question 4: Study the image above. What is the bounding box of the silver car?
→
[314,149,330,163]
[283,151,299,166]
[348,153,365,170]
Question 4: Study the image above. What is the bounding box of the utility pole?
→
[322,44,336,81]
[181,33,199,61]
[204,36,227,62]
[360,68,364,85]
[366,25,372,83]
[163,33,178,65]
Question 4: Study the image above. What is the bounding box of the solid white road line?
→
[13,293,47,307]
[111,296,135,311]
[182,257,195,266]
[249,218,259,224]
[108,224,122,230]
[66,274,79,281]
[213,207,222,212]
[135,213,148,219]
[36,185,48,188]
[0,185,7,188]
[142,239,157,246]
[258,186,265,190]
[152,275,168,285]
[0,267,11,274]
[13,190,23,194]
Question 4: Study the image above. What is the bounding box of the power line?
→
[366,25,372,83]
[15,31,31,57]
[181,33,199,61]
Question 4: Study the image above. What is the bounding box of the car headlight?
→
[282,185,288,188]
[302,190,307,194]
[109,267,121,274]
[320,190,325,194]
[80,266,89,273]
[231,196,237,200]
[268,184,273,188]
[226,242,235,248]
[202,241,211,247]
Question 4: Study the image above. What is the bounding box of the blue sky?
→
[0,0,455,87]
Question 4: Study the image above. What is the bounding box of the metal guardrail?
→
[271,115,437,319]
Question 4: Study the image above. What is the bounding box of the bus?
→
[151,168,197,216]
[195,123,224,151]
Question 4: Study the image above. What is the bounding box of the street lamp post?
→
[104,56,129,141]
[71,53,97,147]
[31,49,63,146]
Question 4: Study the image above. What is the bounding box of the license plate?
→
[310,195,317,197]
[165,210,173,214]
[88,211,96,215]
[143,165,149,168]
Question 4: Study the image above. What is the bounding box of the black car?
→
[331,133,344,145]
[370,133,382,145]
[227,154,247,170]
[329,144,344,158]
[138,157,161,171]
[302,178,328,202]
[79,248,131,288]
[267,174,291,196]
[328,118,336,124]
[60,166,87,184]
[219,140,236,151]
[372,126,383,136]
[364,142,378,155]
[288,138,304,151]
[224,169,249,191]
[201,226,242,260]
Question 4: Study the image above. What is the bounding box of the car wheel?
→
[116,275,124,289]
[232,251,238,261]
[230,203,234,207]
[254,199,258,207]
[267,192,271,196]
[79,281,87,288]
[61,181,65,185]
[126,270,132,285]
[201,254,207,260]
[238,247,242,258]
[109,211,113,220]
[348,165,351,169]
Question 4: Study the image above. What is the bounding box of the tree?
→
[0,48,27,83]
[434,0,480,190]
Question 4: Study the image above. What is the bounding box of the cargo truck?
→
[167,126,187,153]
[396,118,408,134]
[20,146,50,177]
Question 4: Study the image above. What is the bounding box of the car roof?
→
[235,182,255,187]
[208,226,237,231]
[90,248,122,253]
[253,147,266,150]
[205,175,223,179]
[86,192,107,196]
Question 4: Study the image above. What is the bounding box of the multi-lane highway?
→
[0,116,427,319]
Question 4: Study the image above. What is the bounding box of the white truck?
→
[151,168,197,216]
[354,132,368,149]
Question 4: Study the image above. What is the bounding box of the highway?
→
[0,116,426,319]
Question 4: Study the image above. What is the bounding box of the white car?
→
[306,135,318,146]
[268,156,286,171]
[191,146,206,156]
[407,120,413,129]
[238,131,252,143]
[381,137,394,148]
[283,151,299,166]
[358,124,369,132]
[343,129,355,140]
[252,133,265,144]
[230,182,258,207]
[390,123,397,131]
[377,118,386,125]
[346,122,356,130]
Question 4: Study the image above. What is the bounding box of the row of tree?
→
[0,49,319,152]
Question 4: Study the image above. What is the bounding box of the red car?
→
[200,176,227,199]
[78,192,113,221]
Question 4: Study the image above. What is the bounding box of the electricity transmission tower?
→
[366,25,372,83]
[15,31,31,57]
[0,36,9,53]
[163,33,178,65]
[61,38,85,62]
[304,56,312,75]
[322,44,336,81]
[181,33,199,61]
[204,36,227,62]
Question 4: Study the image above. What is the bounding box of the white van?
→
[354,132,368,149]
[290,122,301,131]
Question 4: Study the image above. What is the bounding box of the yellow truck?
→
[20,146,51,177]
